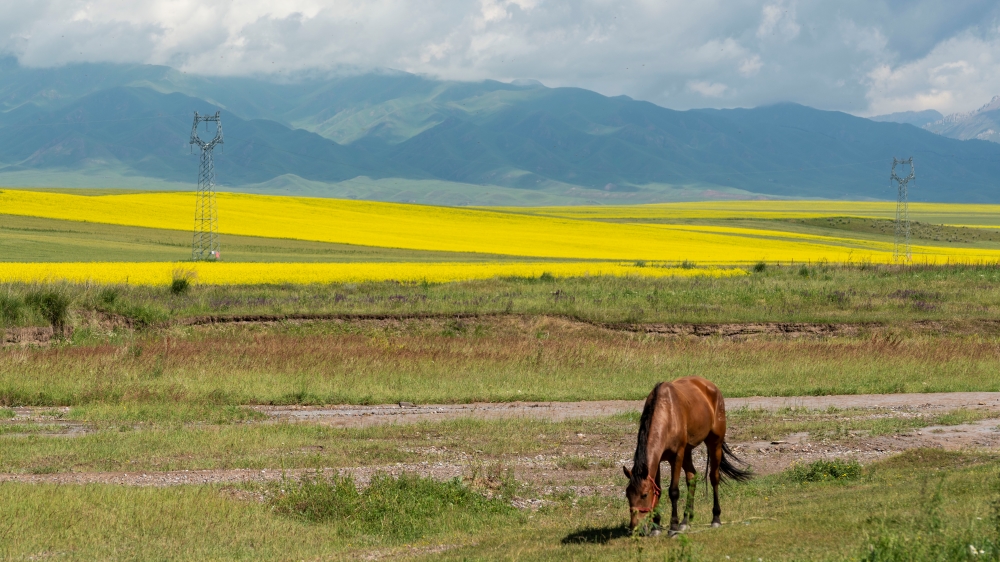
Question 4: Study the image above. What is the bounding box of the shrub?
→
[798,265,810,277]
[539,272,556,282]
[752,261,767,273]
[171,268,196,295]
[787,459,862,483]
[97,287,119,306]
[25,290,71,334]
[680,260,696,269]
[170,277,190,295]
[0,293,24,326]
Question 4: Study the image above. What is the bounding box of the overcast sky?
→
[2,1,1000,116]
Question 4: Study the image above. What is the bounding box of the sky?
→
[2,0,1000,116]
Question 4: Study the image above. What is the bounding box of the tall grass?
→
[3,317,1000,407]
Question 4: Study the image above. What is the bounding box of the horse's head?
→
[623,465,660,531]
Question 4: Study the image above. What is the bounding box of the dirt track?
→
[254,391,1000,428]
[4,392,1000,490]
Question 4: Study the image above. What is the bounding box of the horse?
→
[623,376,751,535]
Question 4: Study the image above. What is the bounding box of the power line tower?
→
[190,111,224,261]
[890,157,915,264]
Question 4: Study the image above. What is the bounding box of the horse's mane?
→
[630,382,662,487]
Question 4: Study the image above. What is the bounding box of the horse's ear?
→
[623,466,632,479]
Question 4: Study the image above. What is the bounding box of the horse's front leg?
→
[651,464,662,528]
[668,447,685,535]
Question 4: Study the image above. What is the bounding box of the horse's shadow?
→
[561,525,631,545]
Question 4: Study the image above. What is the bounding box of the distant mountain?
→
[869,110,943,128]
[925,96,1000,143]
[1,59,1000,203]
[0,86,424,185]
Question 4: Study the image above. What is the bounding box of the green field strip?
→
[600,217,1000,251]
[0,214,554,263]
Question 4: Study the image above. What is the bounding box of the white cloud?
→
[757,1,800,42]
[865,29,1000,116]
[739,55,762,77]
[0,1,998,115]
[688,80,728,98]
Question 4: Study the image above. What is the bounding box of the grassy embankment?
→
[4,263,1000,407]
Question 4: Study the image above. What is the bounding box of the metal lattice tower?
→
[190,111,223,261]
[890,157,915,264]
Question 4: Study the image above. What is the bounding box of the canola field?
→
[1,189,1000,284]
[0,262,744,285]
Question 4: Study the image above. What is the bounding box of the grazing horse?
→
[623,376,751,534]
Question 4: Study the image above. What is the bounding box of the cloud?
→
[688,80,728,98]
[739,55,762,77]
[757,1,800,42]
[865,28,1000,115]
[0,1,998,115]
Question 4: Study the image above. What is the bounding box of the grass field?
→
[2,421,998,560]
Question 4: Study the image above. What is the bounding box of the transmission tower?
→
[890,157,915,264]
[190,111,223,261]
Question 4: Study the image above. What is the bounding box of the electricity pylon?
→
[890,157,915,264]
[190,111,223,261]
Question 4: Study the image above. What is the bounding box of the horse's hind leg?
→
[680,446,697,530]
[707,438,723,527]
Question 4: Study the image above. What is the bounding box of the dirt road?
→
[254,391,1000,428]
[3,392,999,490]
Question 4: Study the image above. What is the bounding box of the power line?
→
[890,157,915,263]
[190,111,223,261]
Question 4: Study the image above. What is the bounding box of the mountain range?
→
[0,58,999,204]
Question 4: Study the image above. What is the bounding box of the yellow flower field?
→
[3,189,999,265]
[0,262,746,285]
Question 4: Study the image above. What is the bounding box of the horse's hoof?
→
[677,523,689,532]
[711,521,722,528]
[650,529,662,537]
[667,529,681,538]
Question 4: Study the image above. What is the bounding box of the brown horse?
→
[623,376,750,534]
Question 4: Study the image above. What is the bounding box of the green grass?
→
[1,450,997,560]
[5,262,1000,329]
[591,216,1000,250]
[267,472,517,539]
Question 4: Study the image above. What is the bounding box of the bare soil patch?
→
[2,326,60,346]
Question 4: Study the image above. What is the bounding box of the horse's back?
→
[661,376,726,444]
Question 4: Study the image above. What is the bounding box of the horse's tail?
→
[719,441,753,482]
